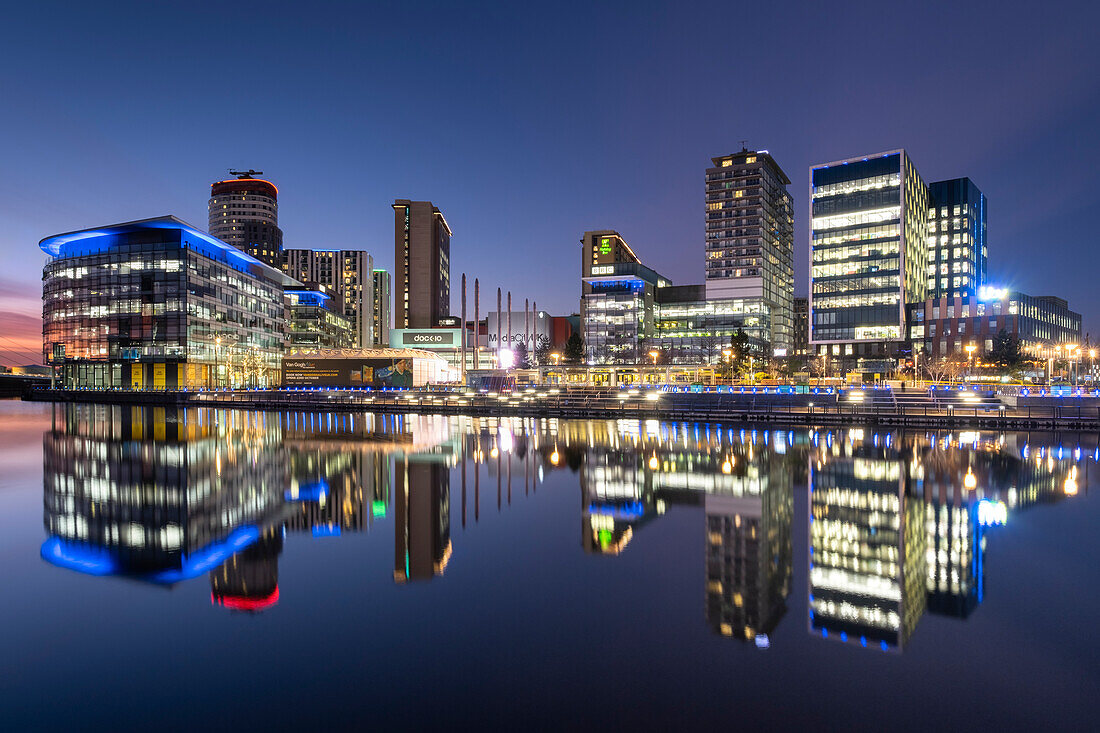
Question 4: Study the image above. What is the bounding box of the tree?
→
[513,341,531,369]
[990,328,1021,368]
[729,328,750,378]
[563,332,585,364]
[698,333,719,363]
[534,335,552,366]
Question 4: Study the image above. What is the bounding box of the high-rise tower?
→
[705,149,795,355]
[208,170,284,268]
[809,150,928,367]
[393,199,451,329]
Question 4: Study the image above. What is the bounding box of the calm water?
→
[0,400,1098,731]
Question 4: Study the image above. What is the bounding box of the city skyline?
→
[2,1,1099,365]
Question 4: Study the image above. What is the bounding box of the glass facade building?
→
[285,288,355,349]
[705,149,794,355]
[41,216,292,389]
[810,151,928,367]
[652,285,772,363]
[283,248,377,348]
[927,178,987,300]
[580,231,669,364]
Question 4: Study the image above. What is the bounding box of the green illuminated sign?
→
[599,237,612,255]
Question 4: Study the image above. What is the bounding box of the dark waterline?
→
[0,401,1097,731]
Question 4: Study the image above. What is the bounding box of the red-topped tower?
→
[208,169,284,267]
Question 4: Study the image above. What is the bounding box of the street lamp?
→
[550,352,561,365]
[215,336,222,389]
[965,343,977,381]
[1065,344,1079,387]
[649,349,659,366]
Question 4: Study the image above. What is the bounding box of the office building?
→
[926,178,987,300]
[914,287,1081,358]
[792,297,809,357]
[705,149,795,354]
[394,199,451,329]
[285,286,355,349]
[652,285,772,363]
[283,248,377,348]
[41,216,292,389]
[208,171,284,268]
[810,150,929,369]
[373,268,391,346]
[579,230,670,364]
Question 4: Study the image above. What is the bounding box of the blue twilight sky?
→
[1,0,1098,362]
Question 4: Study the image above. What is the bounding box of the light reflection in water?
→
[40,404,1093,649]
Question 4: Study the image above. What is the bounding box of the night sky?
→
[1,0,1098,363]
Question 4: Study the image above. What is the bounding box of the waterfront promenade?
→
[24,385,1100,430]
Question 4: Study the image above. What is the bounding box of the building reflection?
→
[808,434,926,651]
[806,428,1084,650]
[42,404,288,587]
[211,529,283,612]
[38,404,1091,642]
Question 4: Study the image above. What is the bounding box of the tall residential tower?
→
[372,269,391,346]
[705,149,794,355]
[208,170,284,268]
[283,249,376,348]
[393,200,451,329]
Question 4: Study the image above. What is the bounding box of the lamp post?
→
[215,336,222,389]
[722,348,732,384]
[550,352,561,365]
[649,349,659,366]
[1066,344,1079,387]
[965,343,977,381]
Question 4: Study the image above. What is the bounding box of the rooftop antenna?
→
[739,140,749,152]
[228,169,263,178]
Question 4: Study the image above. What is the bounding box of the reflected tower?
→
[394,459,451,582]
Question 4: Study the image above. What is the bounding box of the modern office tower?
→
[916,288,1081,358]
[579,230,670,364]
[41,216,292,389]
[792,297,810,356]
[41,404,288,583]
[283,249,376,347]
[808,439,926,652]
[372,268,391,346]
[810,150,929,369]
[926,178,987,300]
[393,459,451,583]
[705,149,795,355]
[393,199,452,329]
[208,171,284,268]
[285,286,355,349]
[652,285,772,363]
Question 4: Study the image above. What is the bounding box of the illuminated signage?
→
[598,237,612,255]
[591,265,614,275]
[391,329,460,347]
[979,286,1007,302]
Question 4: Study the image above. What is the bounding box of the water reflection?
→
[39,405,1093,649]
